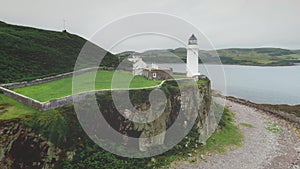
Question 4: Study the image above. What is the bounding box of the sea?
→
[158,64,300,105]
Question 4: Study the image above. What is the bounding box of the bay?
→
[158,64,300,105]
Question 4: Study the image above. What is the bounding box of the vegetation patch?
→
[201,108,243,152]
[0,94,38,120]
[239,122,255,128]
[260,104,300,118]
[0,21,119,84]
[265,121,283,134]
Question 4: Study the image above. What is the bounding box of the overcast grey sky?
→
[1,0,300,52]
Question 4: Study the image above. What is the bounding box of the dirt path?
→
[172,99,300,169]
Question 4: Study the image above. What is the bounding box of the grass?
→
[239,122,255,128]
[199,108,243,152]
[0,94,39,120]
[13,70,163,102]
[265,121,283,134]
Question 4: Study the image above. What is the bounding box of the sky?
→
[1,0,300,53]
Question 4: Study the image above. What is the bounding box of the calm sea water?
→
[158,64,300,105]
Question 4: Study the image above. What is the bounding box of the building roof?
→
[189,34,197,41]
[188,34,198,45]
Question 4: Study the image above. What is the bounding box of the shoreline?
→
[174,96,300,169]
[156,62,300,67]
[221,95,300,125]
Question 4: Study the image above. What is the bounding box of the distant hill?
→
[216,48,300,66]
[0,21,119,83]
[118,47,300,66]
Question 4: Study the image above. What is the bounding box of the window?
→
[152,72,157,78]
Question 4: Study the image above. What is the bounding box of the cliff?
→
[0,78,216,168]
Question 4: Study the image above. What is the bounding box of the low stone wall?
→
[42,90,109,111]
[0,87,44,110]
[173,72,186,75]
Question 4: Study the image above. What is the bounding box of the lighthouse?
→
[186,34,199,77]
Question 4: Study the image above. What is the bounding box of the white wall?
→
[186,44,199,77]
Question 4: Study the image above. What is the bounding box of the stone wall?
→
[42,90,108,111]
[0,87,44,110]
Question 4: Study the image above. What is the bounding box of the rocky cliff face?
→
[0,78,216,168]
[78,79,217,154]
[0,120,61,169]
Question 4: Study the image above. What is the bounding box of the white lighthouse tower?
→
[186,34,199,77]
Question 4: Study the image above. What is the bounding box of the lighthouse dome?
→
[188,34,197,45]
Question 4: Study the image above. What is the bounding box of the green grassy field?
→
[0,94,39,120]
[13,70,163,102]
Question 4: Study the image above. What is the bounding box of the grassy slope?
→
[120,47,300,66]
[0,21,118,83]
[13,70,162,102]
[0,94,39,120]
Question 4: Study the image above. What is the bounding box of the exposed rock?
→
[0,120,61,169]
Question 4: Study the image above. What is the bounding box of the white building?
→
[128,55,147,76]
[186,34,200,77]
